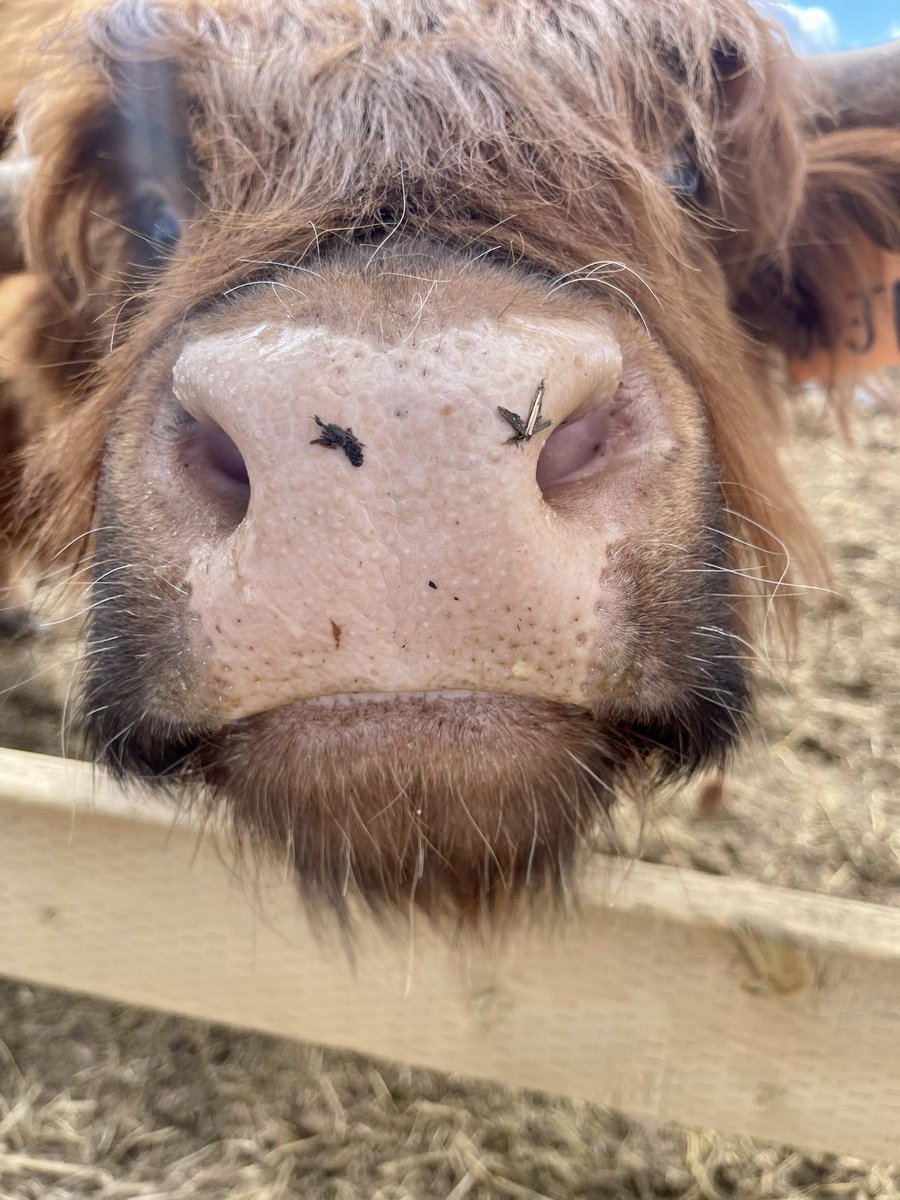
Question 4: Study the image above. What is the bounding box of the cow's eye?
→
[662,144,702,199]
[131,189,181,262]
[712,38,744,81]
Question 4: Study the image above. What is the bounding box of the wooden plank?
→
[0,747,898,1161]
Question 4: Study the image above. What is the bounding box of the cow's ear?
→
[102,57,196,272]
[2,12,203,573]
[19,22,198,311]
[735,43,900,379]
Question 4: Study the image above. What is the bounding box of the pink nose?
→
[159,316,625,720]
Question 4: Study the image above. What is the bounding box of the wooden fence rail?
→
[0,747,898,1161]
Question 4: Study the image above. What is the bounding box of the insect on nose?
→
[310,415,366,467]
[497,379,552,444]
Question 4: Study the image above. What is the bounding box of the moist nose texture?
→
[167,319,623,720]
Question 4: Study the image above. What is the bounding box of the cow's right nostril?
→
[178,415,251,529]
[536,405,615,494]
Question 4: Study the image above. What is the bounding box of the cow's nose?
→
[161,318,624,720]
[169,322,623,531]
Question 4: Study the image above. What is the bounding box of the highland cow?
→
[1,0,898,917]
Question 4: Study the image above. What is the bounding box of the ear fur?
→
[736,125,900,360]
[21,53,196,314]
[0,6,200,587]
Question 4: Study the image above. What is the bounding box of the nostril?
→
[536,405,613,493]
[196,421,250,488]
[178,415,251,528]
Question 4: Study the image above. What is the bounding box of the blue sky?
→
[769,2,900,51]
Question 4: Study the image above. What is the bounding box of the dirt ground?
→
[0,388,897,1199]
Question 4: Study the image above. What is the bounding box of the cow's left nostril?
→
[178,416,251,528]
[196,421,250,488]
[535,405,613,492]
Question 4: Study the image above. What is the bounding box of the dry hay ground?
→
[0,389,897,1199]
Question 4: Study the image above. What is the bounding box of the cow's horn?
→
[808,40,900,129]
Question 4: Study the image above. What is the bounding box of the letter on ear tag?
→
[788,246,900,384]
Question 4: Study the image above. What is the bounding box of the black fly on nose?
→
[498,379,552,444]
[310,416,365,467]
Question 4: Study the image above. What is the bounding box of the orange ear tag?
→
[788,248,900,384]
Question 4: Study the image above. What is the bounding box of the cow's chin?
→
[108,690,659,921]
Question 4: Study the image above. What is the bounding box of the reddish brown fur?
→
[5,0,873,591]
[0,0,898,916]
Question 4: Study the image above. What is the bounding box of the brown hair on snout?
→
[1,0,899,919]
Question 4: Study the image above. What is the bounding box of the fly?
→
[310,416,365,467]
[497,379,552,444]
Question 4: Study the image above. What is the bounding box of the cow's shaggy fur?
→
[9,1,899,590]
[1,0,899,916]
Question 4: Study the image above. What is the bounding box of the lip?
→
[189,689,606,790]
[123,689,597,782]
[186,687,625,916]
[290,688,587,712]
[228,689,593,741]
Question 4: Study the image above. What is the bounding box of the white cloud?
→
[889,22,900,40]
[772,3,840,52]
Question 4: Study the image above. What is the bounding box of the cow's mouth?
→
[83,685,718,918]
[194,690,642,918]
